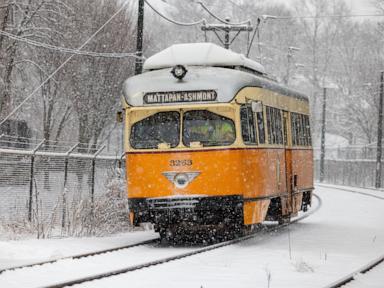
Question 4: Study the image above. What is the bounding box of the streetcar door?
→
[283,111,294,213]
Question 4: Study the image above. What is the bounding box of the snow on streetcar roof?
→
[123,43,308,107]
[143,42,266,74]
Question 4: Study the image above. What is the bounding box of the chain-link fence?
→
[314,146,378,161]
[314,159,379,188]
[0,135,130,239]
[314,146,384,188]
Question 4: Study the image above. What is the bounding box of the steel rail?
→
[38,194,322,288]
[316,183,384,200]
[323,254,384,288]
[316,184,384,287]
[0,238,159,275]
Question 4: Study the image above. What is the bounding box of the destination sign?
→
[144,90,217,104]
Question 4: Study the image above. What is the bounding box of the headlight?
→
[171,65,188,80]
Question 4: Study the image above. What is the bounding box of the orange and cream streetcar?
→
[122,43,313,241]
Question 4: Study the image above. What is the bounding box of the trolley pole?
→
[224,18,230,49]
[319,87,327,183]
[375,71,384,188]
[201,20,253,50]
[135,0,144,75]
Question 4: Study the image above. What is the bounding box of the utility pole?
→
[135,0,144,75]
[319,87,327,182]
[201,19,253,50]
[375,71,384,188]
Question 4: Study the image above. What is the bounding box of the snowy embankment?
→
[0,185,383,288]
[0,231,157,270]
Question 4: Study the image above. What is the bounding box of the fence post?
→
[28,139,45,222]
[90,146,106,214]
[61,143,79,229]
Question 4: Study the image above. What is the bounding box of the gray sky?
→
[273,0,378,14]
[348,0,377,14]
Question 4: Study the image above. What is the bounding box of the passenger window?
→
[283,113,288,146]
[240,105,256,144]
[291,113,297,146]
[266,106,283,145]
[298,114,304,146]
[291,112,311,147]
[304,115,312,146]
[256,110,265,144]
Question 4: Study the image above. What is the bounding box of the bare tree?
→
[63,0,136,150]
[0,0,71,119]
[329,19,383,144]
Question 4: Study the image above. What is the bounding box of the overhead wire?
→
[143,0,206,26]
[196,1,251,25]
[0,1,130,126]
[0,30,143,59]
[272,14,384,19]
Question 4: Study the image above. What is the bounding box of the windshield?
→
[183,110,236,147]
[130,111,180,149]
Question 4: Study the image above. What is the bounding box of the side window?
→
[266,106,283,145]
[291,113,297,146]
[283,112,288,146]
[298,114,304,146]
[291,112,311,147]
[240,105,256,144]
[256,110,265,144]
[276,109,283,144]
[304,115,312,146]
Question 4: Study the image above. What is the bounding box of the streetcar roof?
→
[123,66,308,107]
[143,42,266,74]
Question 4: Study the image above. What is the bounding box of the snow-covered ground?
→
[0,230,157,270]
[69,186,384,288]
[0,185,383,288]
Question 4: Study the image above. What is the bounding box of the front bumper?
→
[128,195,243,227]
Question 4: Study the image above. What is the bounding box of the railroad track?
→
[318,184,384,288]
[323,254,384,288]
[0,237,160,275]
[0,194,322,288]
[316,183,384,200]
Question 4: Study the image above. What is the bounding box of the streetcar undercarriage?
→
[128,192,312,242]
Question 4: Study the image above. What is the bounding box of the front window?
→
[130,111,180,149]
[183,110,236,147]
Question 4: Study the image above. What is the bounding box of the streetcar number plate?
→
[170,160,192,167]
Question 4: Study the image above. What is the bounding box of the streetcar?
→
[121,43,313,241]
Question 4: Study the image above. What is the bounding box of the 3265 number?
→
[170,159,192,167]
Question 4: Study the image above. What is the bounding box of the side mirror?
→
[251,101,263,113]
[116,111,124,123]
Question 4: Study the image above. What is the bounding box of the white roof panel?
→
[143,42,266,74]
[123,67,308,107]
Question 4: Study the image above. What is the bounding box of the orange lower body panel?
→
[126,147,313,225]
